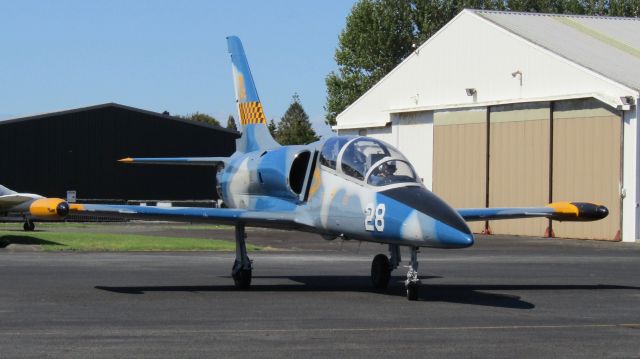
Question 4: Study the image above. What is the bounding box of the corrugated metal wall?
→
[433,108,486,233]
[489,103,550,236]
[0,105,238,200]
[552,99,621,240]
[429,98,621,240]
[394,112,433,187]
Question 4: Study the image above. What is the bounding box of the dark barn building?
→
[0,103,239,202]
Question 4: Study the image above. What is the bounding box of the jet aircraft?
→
[0,184,70,231]
[70,36,608,300]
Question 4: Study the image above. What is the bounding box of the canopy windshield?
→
[339,137,412,182]
[366,159,418,186]
[319,136,354,170]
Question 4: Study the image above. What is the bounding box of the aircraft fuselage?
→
[216,136,474,249]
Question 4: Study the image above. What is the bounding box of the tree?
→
[268,118,278,138]
[325,0,415,126]
[179,112,220,127]
[325,0,640,126]
[226,115,238,131]
[276,94,319,145]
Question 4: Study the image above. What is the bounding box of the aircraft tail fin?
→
[227,35,279,153]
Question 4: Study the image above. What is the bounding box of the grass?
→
[0,230,262,252]
[0,222,235,230]
[0,222,99,229]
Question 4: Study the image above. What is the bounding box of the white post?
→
[622,104,638,242]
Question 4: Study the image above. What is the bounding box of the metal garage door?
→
[433,108,486,233]
[552,99,621,240]
[489,103,550,236]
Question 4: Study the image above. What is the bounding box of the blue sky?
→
[0,1,357,135]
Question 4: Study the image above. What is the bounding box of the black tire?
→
[371,254,391,289]
[232,268,252,289]
[23,221,34,232]
[406,282,419,301]
[231,260,252,289]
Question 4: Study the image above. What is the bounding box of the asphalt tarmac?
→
[1,224,639,358]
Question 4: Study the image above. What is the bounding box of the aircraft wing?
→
[458,202,608,222]
[118,157,227,166]
[70,204,300,229]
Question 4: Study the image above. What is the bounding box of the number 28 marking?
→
[365,203,385,232]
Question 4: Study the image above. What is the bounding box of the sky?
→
[0,1,358,136]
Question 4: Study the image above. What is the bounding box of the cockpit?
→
[319,136,419,187]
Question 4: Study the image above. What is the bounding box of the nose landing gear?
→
[370,245,421,300]
[405,247,420,301]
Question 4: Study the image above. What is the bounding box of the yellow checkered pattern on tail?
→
[239,102,266,125]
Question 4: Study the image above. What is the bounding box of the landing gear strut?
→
[405,247,420,301]
[23,219,35,232]
[231,223,252,289]
[370,244,401,290]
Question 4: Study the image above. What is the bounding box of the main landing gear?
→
[23,219,35,232]
[370,245,421,301]
[232,223,252,289]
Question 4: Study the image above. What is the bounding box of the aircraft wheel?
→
[23,221,35,232]
[371,254,391,289]
[406,282,419,301]
[232,269,252,289]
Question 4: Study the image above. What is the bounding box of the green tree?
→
[226,114,238,131]
[268,118,278,138]
[325,0,415,126]
[180,112,220,127]
[276,94,319,145]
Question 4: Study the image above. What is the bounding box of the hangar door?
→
[552,99,621,240]
[433,108,486,233]
[431,99,620,240]
[488,103,550,236]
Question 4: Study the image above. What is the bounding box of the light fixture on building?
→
[620,96,635,105]
[512,70,523,86]
[465,88,477,96]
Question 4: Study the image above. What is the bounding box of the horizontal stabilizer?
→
[118,157,228,166]
[0,194,42,208]
[0,185,16,196]
[458,202,608,222]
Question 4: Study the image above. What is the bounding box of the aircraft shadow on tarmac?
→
[0,234,61,247]
[94,276,639,309]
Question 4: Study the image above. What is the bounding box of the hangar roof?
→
[0,103,239,135]
[471,10,640,91]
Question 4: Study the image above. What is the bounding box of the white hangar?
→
[335,9,640,242]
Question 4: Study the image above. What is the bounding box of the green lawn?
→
[0,222,99,229]
[0,230,261,252]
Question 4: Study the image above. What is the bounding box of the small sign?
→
[66,190,77,203]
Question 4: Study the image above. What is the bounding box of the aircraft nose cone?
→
[435,221,474,248]
[56,202,70,217]
[382,186,473,248]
